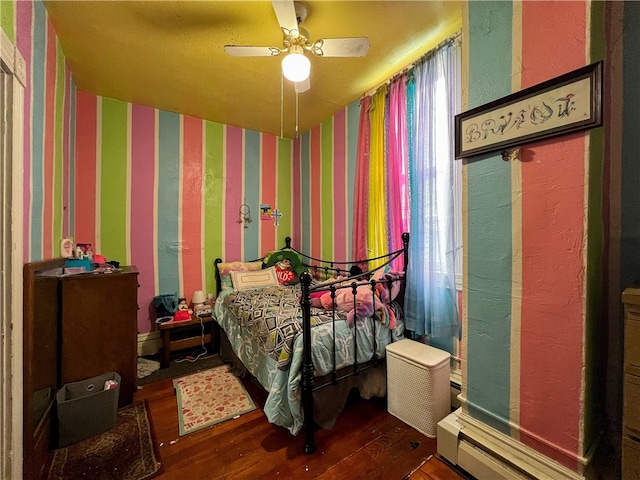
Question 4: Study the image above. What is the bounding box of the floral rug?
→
[48,401,162,480]
[173,365,256,436]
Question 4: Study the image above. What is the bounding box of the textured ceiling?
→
[45,1,462,139]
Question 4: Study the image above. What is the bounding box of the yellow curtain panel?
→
[367,86,388,268]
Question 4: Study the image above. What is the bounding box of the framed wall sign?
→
[455,61,603,159]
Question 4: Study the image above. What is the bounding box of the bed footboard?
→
[299,271,316,454]
[213,233,410,455]
[298,232,410,454]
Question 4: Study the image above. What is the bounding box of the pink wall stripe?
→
[310,126,322,259]
[261,134,277,255]
[333,110,347,262]
[74,91,97,246]
[18,0,33,262]
[130,104,157,332]
[224,126,243,260]
[42,22,56,258]
[181,116,205,302]
[519,1,586,467]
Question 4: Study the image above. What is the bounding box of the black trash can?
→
[56,372,121,447]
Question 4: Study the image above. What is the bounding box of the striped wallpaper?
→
[463,0,605,472]
[71,95,360,334]
[8,0,362,336]
[297,102,360,263]
[73,96,299,334]
[13,0,76,264]
[9,4,639,474]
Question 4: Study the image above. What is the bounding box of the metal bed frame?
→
[215,232,410,454]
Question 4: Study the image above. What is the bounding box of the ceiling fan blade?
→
[312,37,370,58]
[294,77,310,93]
[224,45,282,57]
[272,0,299,36]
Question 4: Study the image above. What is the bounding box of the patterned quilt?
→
[223,284,346,370]
[214,285,404,435]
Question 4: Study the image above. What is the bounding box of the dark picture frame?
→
[455,61,603,159]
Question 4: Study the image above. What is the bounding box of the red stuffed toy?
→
[275,259,295,285]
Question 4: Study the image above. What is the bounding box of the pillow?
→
[231,266,279,291]
[217,261,263,291]
[263,250,307,285]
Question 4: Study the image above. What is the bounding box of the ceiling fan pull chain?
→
[223,0,371,137]
[280,73,284,138]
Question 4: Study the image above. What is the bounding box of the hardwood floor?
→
[134,362,471,479]
[408,456,470,480]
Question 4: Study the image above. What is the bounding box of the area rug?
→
[138,353,223,386]
[173,364,256,436]
[137,357,161,379]
[48,401,162,480]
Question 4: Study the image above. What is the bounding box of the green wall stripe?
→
[590,2,606,62]
[277,137,292,245]
[466,0,513,434]
[583,0,606,454]
[100,98,128,262]
[1,0,15,43]
[301,134,311,253]
[321,117,334,259]
[204,121,224,296]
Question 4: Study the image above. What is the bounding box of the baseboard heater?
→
[437,409,588,480]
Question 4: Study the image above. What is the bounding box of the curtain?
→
[367,86,388,269]
[351,96,372,263]
[386,75,410,270]
[404,40,461,339]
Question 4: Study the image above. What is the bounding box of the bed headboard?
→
[213,233,410,295]
[214,258,222,295]
[290,232,410,280]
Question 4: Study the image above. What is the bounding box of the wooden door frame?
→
[1,29,26,480]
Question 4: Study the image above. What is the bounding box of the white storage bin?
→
[386,339,451,437]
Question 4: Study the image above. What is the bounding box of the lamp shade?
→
[282,45,310,82]
[191,290,206,305]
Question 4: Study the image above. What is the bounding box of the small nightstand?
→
[157,314,218,368]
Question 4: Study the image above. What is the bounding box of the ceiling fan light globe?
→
[282,52,310,82]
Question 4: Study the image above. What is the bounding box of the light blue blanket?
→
[214,285,403,435]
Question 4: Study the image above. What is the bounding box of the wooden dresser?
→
[622,287,640,479]
[24,262,139,479]
[59,266,139,407]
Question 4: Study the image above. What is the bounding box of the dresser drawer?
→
[623,435,640,480]
[626,311,640,368]
[624,374,640,434]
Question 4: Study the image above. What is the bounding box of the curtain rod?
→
[363,30,462,98]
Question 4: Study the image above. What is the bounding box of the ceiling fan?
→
[224,0,370,93]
